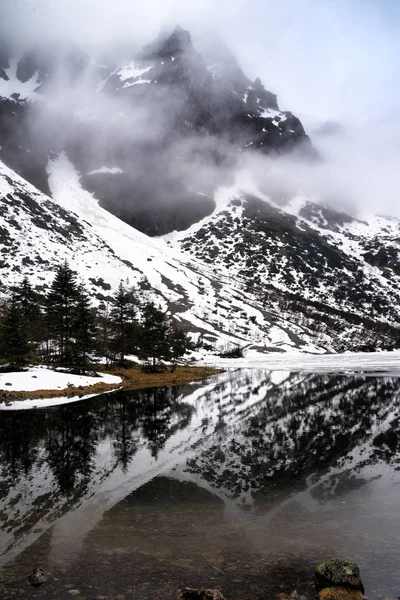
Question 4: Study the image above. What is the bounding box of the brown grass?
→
[318,588,364,600]
[0,365,222,405]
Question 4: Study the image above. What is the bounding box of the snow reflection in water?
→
[1,369,400,599]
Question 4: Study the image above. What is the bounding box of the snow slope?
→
[2,149,400,353]
[0,154,330,353]
[170,174,400,351]
[45,154,329,352]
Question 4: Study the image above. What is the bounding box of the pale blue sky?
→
[225,0,400,124]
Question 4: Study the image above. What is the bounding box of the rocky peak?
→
[196,32,250,90]
[141,25,194,61]
[250,77,279,111]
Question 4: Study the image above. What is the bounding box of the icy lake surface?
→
[1,369,400,600]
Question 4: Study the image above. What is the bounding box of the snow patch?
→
[0,366,121,392]
[261,107,287,122]
[123,79,151,88]
[0,58,41,101]
[117,63,153,82]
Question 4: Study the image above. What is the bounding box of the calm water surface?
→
[1,369,400,600]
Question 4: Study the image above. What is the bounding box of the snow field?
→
[0,366,121,392]
[0,366,122,410]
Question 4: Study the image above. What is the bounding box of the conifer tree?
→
[46,261,79,364]
[14,277,40,322]
[72,284,97,366]
[109,282,137,364]
[138,301,171,371]
[14,276,42,344]
[169,325,194,364]
[97,304,112,366]
[0,296,30,365]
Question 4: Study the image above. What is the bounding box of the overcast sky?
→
[1,0,399,215]
[1,0,399,125]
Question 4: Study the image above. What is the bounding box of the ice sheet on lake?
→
[197,350,400,374]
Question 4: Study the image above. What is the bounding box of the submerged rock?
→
[315,558,365,600]
[177,589,227,600]
[27,567,48,587]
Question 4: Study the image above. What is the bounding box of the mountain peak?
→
[163,25,192,55]
[167,24,192,47]
[141,25,193,61]
[173,24,188,36]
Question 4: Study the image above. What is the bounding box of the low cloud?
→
[1,0,399,219]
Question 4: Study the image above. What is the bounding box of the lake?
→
[1,369,400,600]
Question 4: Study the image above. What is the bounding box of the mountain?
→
[0,154,328,353]
[0,26,399,353]
[172,187,400,344]
[0,26,312,236]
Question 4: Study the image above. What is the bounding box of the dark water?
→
[1,370,400,600]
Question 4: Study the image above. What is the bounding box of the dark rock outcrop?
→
[315,558,365,600]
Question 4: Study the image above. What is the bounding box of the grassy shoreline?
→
[0,365,222,404]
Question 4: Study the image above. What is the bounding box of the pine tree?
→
[138,301,171,371]
[14,276,42,345]
[109,282,137,365]
[0,296,30,365]
[46,261,79,364]
[169,325,194,364]
[14,276,40,323]
[96,303,112,366]
[71,284,97,366]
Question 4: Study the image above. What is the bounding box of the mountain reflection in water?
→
[1,370,400,600]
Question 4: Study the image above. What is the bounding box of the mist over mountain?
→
[0,24,314,236]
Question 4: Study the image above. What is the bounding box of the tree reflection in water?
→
[1,371,400,567]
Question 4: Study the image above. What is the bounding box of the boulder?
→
[27,567,48,587]
[315,558,365,600]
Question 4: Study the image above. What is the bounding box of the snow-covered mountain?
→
[171,183,400,349]
[0,154,329,352]
[0,27,399,352]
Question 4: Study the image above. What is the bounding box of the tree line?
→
[0,262,194,370]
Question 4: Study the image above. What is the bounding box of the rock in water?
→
[27,567,48,587]
[177,589,227,600]
[315,558,365,600]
